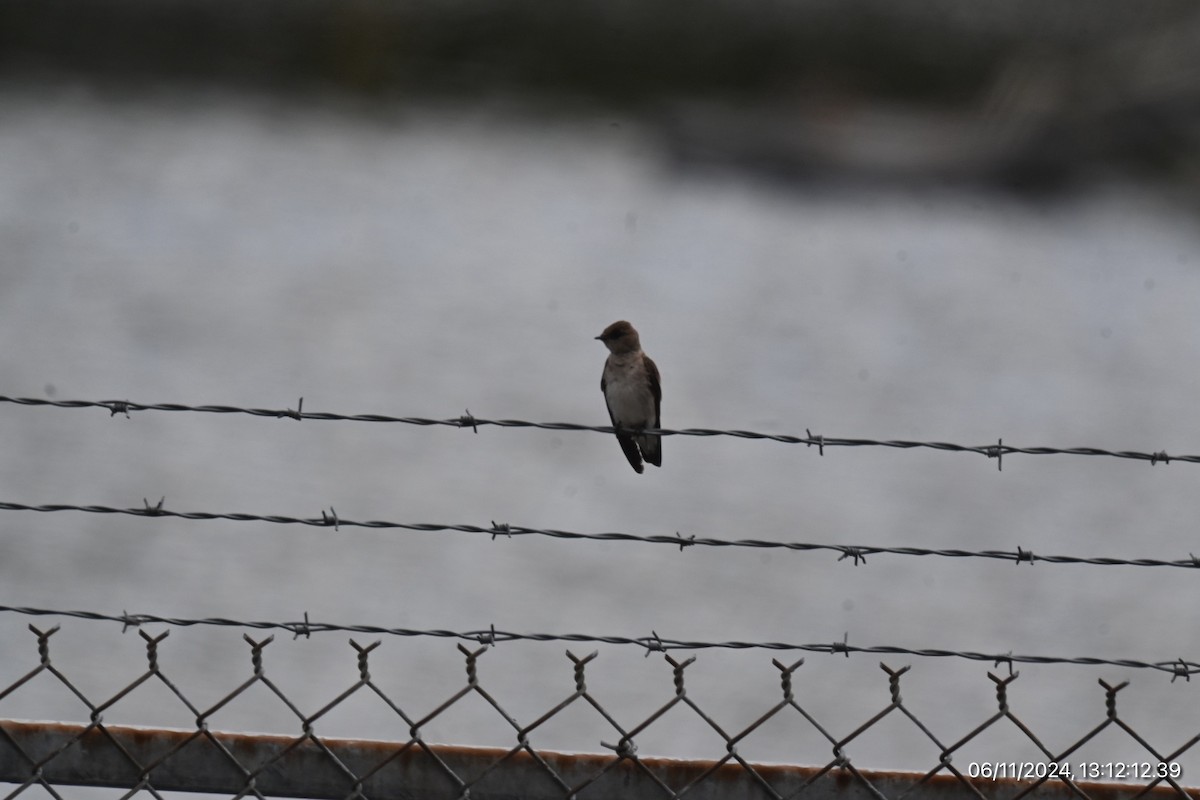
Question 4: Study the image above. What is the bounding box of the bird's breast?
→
[603,357,654,426]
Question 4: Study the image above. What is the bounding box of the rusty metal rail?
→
[0,720,1186,800]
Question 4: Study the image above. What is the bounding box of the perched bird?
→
[596,320,662,473]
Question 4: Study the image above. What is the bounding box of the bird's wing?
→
[640,355,663,467]
[644,355,661,428]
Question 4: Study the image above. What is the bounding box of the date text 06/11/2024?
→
[967,762,1184,781]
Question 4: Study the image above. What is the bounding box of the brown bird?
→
[596,320,662,473]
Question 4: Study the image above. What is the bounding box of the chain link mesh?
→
[1,624,1195,800]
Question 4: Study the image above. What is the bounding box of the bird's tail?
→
[638,434,662,468]
[616,434,645,473]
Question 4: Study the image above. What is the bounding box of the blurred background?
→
[2,0,1200,785]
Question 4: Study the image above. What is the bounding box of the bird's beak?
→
[594,335,604,340]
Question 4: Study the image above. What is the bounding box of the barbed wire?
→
[0,394,1190,468]
[15,497,1200,569]
[3,499,1198,571]
[1,604,1196,679]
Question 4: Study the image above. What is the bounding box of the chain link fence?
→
[1,620,1196,800]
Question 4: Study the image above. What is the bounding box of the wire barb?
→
[290,611,312,640]
[986,438,1003,471]
[805,428,824,456]
[832,632,850,658]
[280,397,304,420]
[837,547,867,566]
[321,507,339,530]
[106,400,131,418]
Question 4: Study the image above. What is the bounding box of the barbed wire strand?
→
[2,499,1198,570]
[1,605,1196,679]
[0,395,1189,467]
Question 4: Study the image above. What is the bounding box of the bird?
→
[596,320,662,473]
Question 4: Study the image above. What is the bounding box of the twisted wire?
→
[1,605,1196,677]
[0,395,1190,465]
[1,499,1197,570]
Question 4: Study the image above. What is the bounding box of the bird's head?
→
[595,320,641,354]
